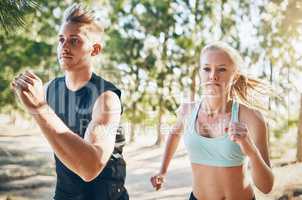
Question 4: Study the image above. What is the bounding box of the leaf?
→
[0,0,40,34]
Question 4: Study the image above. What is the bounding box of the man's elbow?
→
[80,160,106,182]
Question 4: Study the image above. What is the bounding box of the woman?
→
[150,41,274,200]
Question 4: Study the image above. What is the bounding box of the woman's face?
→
[199,49,236,98]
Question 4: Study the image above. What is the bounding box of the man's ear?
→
[91,43,102,56]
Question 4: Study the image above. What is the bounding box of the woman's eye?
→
[202,67,210,72]
[218,68,226,72]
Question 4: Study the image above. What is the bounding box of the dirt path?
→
[0,125,302,200]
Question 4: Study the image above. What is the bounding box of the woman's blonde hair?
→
[201,41,272,110]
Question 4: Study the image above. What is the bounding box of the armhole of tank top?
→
[44,79,53,103]
[188,102,200,130]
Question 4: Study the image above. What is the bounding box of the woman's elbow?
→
[261,185,273,194]
[261,176,274,194]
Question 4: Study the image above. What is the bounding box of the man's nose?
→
[61,43,71,53]
[62,40,70,49]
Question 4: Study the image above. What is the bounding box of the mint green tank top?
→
[183,101,246,167]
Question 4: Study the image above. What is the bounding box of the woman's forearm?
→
[159,133,182,174]
[249,149,274,194]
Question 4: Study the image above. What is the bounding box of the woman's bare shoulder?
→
[239,104,266,134]
[176,101,199,117]
[239,103,266,126]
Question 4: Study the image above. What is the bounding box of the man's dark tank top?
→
[46,72,126,200]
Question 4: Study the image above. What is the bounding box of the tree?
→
[0,1,71,116]
[297,97,302,162]
[0,0,39,34]
[107,0,181,145]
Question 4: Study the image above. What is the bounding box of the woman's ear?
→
[231,72,240,84]
[91,43,102,56]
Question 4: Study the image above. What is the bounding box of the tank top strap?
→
[186,101,201,130]
[231,101,239,123]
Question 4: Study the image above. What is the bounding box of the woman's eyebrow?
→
[202,64,226,67]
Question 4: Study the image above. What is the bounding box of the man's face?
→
[57,22,95,71]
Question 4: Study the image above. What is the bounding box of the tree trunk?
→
[9,111,16,125]
[155,95,164,146]
[129,123,136,143]
[191,67,197,102]
[268,60,273,158]
[296,94,302,162]
[129,104,136,143]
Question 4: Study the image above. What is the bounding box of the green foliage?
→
[0,0,39,34]
[0,0,70,113]
[0,0,301,145]
[273,117,298,139]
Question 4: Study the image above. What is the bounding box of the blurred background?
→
[0,0,302,199]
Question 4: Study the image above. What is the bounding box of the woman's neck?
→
[201,96,230,117]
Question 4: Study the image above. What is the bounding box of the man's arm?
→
[12,71,121,182]
[35,91,120,182]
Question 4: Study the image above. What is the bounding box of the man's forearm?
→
[249,150,274,194]
[30,105,104,181]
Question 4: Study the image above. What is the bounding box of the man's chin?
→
[60,62,74,71]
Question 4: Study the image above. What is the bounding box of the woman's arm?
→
[158,122,183,175]
[247,110,274,194]
[230,105,274,194]
[151,103,193,190]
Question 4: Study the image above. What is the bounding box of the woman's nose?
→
[209,70,218,81]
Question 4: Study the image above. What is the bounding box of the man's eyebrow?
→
[58,34,81,37]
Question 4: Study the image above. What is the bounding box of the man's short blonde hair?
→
[62,3,105,45]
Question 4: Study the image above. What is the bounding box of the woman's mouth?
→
[205,82,221,86]
[60,54,73,59]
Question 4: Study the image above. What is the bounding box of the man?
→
[11,3,128,200]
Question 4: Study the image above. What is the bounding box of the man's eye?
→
[70,38,79,45]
